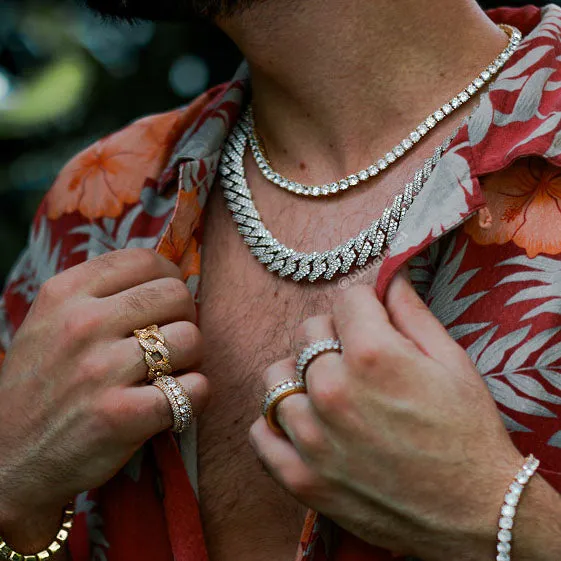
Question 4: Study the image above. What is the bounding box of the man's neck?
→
[219,0,509,183]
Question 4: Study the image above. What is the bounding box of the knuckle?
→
[75,353,109,385]
[175,322,203,356]
[36,277,63,306]
[61,308,103,341]
[283,468,323,501]
[127,248,162,271]
[346,338,382,371]
[310,375,351,416]
[89,393,127,436]
[161,277,190,302]
[292,422,329,463]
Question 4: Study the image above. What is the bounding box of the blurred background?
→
[0,0,554,285]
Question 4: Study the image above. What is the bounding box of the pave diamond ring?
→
[153,376,194,433]
[262,379,306,434]
[296,339,343,383]
[134,324,173,381]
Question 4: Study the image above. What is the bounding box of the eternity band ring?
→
[153,376,194,433]
[134,324,173,381]
[296,338,343,383]
[262,379,306,435]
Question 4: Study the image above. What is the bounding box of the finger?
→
[263,357,324,446]
[113,321,203,384]
[263,358,306,433]
[249,417,325,503]
[56,249,183,299]
[385,268,462,364]
[331,284,404,359]
[101,277,196,336]
[127,372,210,439]
[294,315,338,354]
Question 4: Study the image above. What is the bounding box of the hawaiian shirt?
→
[2,3,561,560]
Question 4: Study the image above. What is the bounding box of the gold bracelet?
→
[0,502,74,561]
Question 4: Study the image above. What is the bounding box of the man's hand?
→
[0,249,209,553]
[250,270,525,561]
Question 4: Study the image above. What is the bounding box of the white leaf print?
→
[548,431,561,447]
[506,111,561,155]
[102,217,114,233]
[140,186,177,217]
[507,282,561,306]
[486,378,555,417]
[125,237,161,249]
[504,373,561,404]
[504,327,561,371]
[70,202,166,259]
[545,79,561,91]
[389,149,473,257]
[499,254,560,272]
[540,368,561,392]
[409,267,431,283]
[496,270,552,285]
[545,127,561,157]
[468,92,493,145]
[9,217,62,303]
[477,326,531,375]
[428,238,488,329]
[75,491,96,515]
[447,323,491,341]
[500,411,532,433]
[467,325,500,365]
[490,76,528,93]
[497,45,554,80]
[538,341,561,367]
[116,205,144,247]
[495,68,556,125]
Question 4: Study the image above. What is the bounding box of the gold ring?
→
[261,379,306,435]
[134,324,173,381]
[153,376,194,433]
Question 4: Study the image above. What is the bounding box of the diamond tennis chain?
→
[248,24,521,198]
[220,113,454,283]
[219,24,522,282]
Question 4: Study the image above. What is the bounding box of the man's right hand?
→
[0,248,209,552]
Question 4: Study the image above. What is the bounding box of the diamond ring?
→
[296,338,343,383]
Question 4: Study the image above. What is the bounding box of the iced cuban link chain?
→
[248,24,521,198]
[220,112,454,283]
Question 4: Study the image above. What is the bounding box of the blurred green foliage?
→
[0,0,241,285]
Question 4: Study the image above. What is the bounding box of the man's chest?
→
[193,184,386,559]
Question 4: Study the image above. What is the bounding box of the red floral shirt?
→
[2,4,561,560]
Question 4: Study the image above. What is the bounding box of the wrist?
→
[506,472,561,561]
[437,455,561,561]
[0,501,70,556]
[425,448,527,561]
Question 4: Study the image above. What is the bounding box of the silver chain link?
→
[219,112,455,283]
